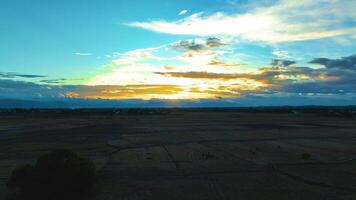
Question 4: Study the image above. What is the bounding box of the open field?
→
[0,108,356,200]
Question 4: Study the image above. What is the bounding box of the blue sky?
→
[0,0,356,106]
[0,0,231,77]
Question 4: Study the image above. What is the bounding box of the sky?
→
[0,0,356,106]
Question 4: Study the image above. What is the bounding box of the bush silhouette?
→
[7,149,96,200]
[302,152,311,160]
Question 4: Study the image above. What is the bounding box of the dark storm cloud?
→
[0,72,46,79]
[309,54,356,69]
[270,59,296,67]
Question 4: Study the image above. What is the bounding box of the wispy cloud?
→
[109,47,161,66]
[40,78,84,84]
[272,49,290,59]
[74,52,93,56]
[178,10,188,16]
[128,0,356,43]
[208,60,240,67]
[0,72,46,79]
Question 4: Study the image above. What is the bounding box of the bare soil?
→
[0,109,355,200]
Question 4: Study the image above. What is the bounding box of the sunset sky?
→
[1,0,356,106]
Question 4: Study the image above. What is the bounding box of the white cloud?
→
[74,52,93,56]
[89,37,253,89]
[272,49,290,59]
[109,47,161,66]
[128,0,356,43]
[178,10,188,16]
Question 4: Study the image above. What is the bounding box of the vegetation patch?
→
[7,149,96,200]
[302,153,312,160]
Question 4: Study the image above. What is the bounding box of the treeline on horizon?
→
[0,106,355,118]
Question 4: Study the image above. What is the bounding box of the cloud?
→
[178,10,188,16]
[86,85,184,99]
[271,59,296,67]
[154,56,356,95]
[309,54,356,69]
[86,45,356,100]
[0,72,46,79]
[208,60,239,67]
[171,37,225,52]
[61,91,80,98]
[40,79,68,84]
[2,54,356,101]
[172,39,207,52]
[155,71,253,80]
[165,37,229,69]
[163,65,176,70]
[280,72,356,94]
[206,37,226,48]
[272,49,290,59]
[75,52,93,56]
[128,0,356,43]
[155,68,309,83]
[40,78,83,84]
[0,79,65,99]
[110,47,160,66]
[0,79,185,100]
[285,54,356,94]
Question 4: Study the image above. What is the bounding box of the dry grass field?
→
[0,108,355,200]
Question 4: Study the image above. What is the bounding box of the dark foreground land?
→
[0,108,356,200]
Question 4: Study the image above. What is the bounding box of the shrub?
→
[7,149,96,200]
[302,153,311,160]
